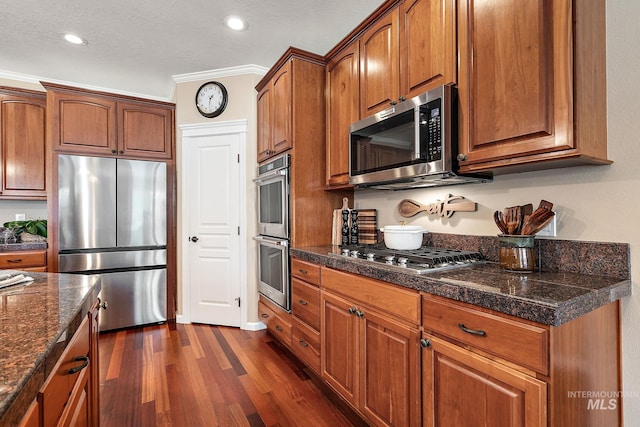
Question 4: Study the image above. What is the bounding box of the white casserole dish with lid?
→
[380,225,425,250]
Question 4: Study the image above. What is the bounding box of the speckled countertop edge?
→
[0,272,101,425]
[291,246,631,326]
[0,242,47,252]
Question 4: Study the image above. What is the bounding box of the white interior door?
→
[184,124,243,327]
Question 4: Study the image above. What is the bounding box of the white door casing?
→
[180,121,247,328]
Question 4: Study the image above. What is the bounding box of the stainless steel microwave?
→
[349,84,491,190]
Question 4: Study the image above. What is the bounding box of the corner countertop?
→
[0,271,101,426]
[291,245,631,327]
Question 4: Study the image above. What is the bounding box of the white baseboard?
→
[243,321,266,331]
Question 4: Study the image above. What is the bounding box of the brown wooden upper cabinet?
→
[325,41,360,188]
[44,83,174,160]
[257,60,293,163]
[0,87,47,200]
[324,0,456,188]
[456,0,610,174]
[256,50,325,163]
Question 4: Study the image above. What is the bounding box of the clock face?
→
[195,81,228,118]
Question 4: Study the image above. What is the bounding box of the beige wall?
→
[174,73,263,325]
[356,1,640,421]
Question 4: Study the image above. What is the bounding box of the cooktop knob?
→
[366,252,376,261]
[397,257,408,267]
[384,255,395,264]
[350,250,360,258]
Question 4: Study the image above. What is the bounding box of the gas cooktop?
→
[330,245,485,274]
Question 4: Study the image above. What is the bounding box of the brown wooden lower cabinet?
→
[19,301,100,427]
[260,260,621,426]
[422,333,546,426]
[321,289,421,426]
[0,250,47,271]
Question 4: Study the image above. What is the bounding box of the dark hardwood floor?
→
[99,322,367,427]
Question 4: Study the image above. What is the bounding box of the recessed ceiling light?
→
[224,15,248,31]
[63,33,88,45]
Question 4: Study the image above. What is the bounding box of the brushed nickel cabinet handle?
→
[298,269,308,275]
[298,340,309,348]
[298,299,308,306]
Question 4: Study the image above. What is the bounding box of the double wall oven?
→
[254,154,290,311]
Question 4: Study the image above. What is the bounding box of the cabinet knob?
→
[275,325,283,332]
[348,307,357,314]
[119,150,124,155]
[111,149,117,154]
[298,339,309,348]
[355,310,364,318]
[99,299,109,310]
[298,299,308,306]
[399,96,406,102]
[420,338,432,348]
[190,236,199,243]
[390,100,398,106]
[457,153,468,162]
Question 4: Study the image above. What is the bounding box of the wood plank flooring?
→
[99,323,367,427]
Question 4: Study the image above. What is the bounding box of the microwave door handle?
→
[414,107,422,160]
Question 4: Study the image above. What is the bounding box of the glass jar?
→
[498,234,535,272]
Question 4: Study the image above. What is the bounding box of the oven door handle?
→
[252,168,288,183]
[253,235,289,247]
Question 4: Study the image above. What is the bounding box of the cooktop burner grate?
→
[331,245,485,274]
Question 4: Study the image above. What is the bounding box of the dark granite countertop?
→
[0,242,47,252]
[0,271,101,426]
[292,244,631,327]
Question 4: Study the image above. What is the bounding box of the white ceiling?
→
[1,0,383,100]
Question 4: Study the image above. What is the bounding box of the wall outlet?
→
[15,213,25,221]
[536,215,557,237]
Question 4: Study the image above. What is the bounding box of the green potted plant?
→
[3,219,47,238]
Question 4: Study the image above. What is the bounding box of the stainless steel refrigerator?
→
[56,154,167,331]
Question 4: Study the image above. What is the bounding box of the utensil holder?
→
[498,235,535,272]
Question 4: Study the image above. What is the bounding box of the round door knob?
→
[190,236,199,242]
[457,153,468,161]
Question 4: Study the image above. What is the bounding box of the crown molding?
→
[172,64,268,83]
[0,69,171,102]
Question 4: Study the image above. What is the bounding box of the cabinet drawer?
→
[0,250,47,269]
[422,294,549,374]
[292,277,320,330]
[292,317,321,374]
[291,258,320,286]
[39,316,90,426]
[321,267,420,325]
[258,299,292,348]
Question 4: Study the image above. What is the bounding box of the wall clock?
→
[195,81,228,118]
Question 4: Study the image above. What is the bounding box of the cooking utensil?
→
[504,206,522,235]
[380,225,425,250]
[398,198,476,218]
[538,200,553,211]
[520,207,555,236]
[332,197,349,245]
[493,211,509,234]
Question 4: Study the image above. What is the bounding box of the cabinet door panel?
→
[257,86,272,162]
[326,41,359,187]
[55,93,117,154]
[321,291,358,406]
[360,9,399,117]
[361,309,420,427]
[118,101,173,159]
[423,334,546,427]
[400,0,456,98]
[1,95,46,196]
[458,0,572,166]
[271,61,292,155]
